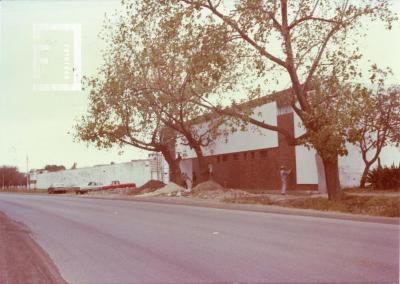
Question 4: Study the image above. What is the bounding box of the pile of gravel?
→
[136,180,166,194]
[192,180,223,193]
[191,180,225,198]
[139,182,185,197]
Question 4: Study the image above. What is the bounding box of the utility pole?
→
[26,155,30,190]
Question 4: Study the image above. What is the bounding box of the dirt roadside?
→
[0,212,66,284]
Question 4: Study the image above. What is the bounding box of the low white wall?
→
[293,113,320,185]
[295,144,399,188]
[31,160,154,189]
[295,146,319,184]
[293,113,400,187]
[340,144,400,187]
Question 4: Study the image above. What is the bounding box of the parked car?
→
[48,183,68,194]
[102,180,136,190]
[75,182,103,194]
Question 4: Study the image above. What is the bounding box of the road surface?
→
[0,193,398,283]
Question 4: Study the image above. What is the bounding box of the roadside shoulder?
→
[0,211,66,284]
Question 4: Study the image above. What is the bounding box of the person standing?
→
[280,166,291,195]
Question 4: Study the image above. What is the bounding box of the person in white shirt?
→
[280,166,292,195]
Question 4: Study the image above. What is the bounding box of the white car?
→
[75,182,103,194]
[48,183,68,194]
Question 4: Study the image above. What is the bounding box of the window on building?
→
[277,106,293,115]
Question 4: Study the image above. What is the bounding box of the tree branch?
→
[289,16,339,30]
[180,0,287,67]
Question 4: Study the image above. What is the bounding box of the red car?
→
[75,181,103,194]
[102,181,136,190]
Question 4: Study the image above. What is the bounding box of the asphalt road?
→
[0,193,398,283]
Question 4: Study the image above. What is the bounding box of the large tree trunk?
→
[322,155,342,201]
[161,149,185,186]
[359,148,381,188]
[359,163,372,188]
[192,145,209,184]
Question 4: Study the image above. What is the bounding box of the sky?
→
[0,0,399,171]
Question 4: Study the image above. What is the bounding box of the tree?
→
[0,166,26,188]
[75,70,185,184]
[76,0,240,184]
[143,0,397,200]
[75,2,194,184]
[349,85,400,188]
[44,165,66,172]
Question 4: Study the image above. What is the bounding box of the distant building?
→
[30,156,168,189]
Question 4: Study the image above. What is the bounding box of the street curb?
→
[77,195,400,225]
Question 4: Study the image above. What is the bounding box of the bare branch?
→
[180,0,287,67]
[289,16,339,30]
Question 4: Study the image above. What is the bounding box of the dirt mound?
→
[191,180,225,198]
[136,180,166,194]
[139,182,185,197]
[192,180,223,193]
[112,188,137,195]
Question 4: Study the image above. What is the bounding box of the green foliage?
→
[300,78,360,160]
[345,84,400,187]
[349,84,400,151]
[76,0,243,154]
[367,164,400,190]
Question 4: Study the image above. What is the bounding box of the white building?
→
[176,91,399,191]
[30,156,168,189]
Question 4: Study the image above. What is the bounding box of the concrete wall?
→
[339,144,400,187]
[293,112,400,188]
[30,160,156,189]
[293,110,318,185]
[293,110,364,188]
[176,102,278,159]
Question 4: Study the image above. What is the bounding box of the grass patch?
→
[224,194,400,217]
[282,195,400,217]
[222,195,275,205]
[343,187,400,193]
[0,188,48,194]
